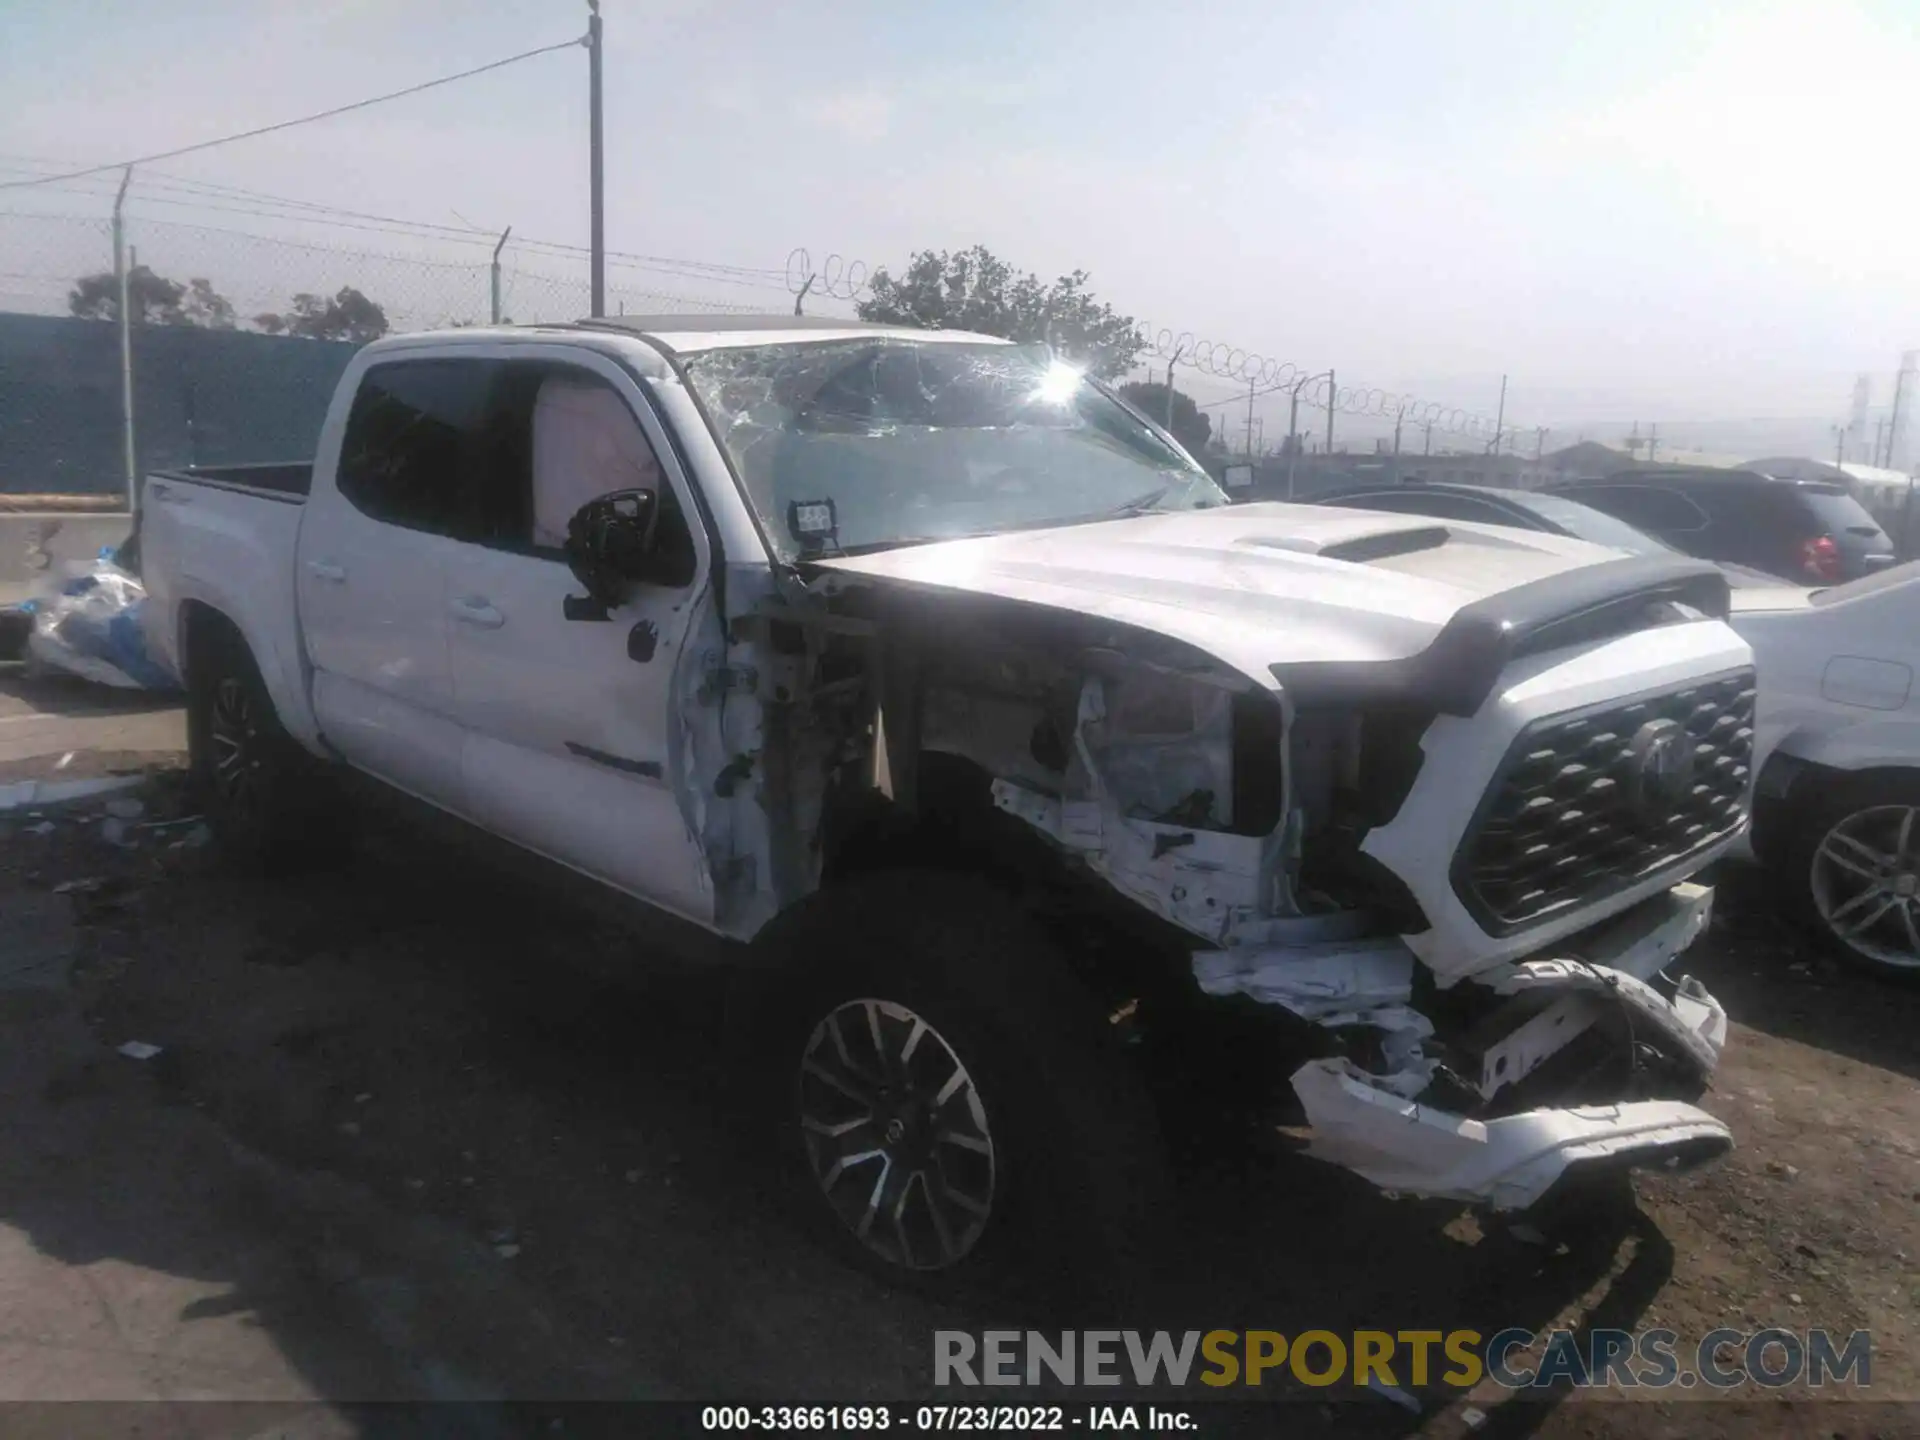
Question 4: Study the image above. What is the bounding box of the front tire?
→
[1778,770,1920,981]
[738,871,1168,1297]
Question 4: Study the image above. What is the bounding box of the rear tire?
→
[734,870,1169,1301]
[186,624,332,870]
[1777,769,1920,982]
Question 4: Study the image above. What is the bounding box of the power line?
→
[0,37,585,190]
[0,161,793,287]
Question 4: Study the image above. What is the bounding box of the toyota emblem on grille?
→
[1628,718,1695,819]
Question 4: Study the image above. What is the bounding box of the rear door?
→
[298,358,496,809]
[440,353,717,925]
[1562,483,1712,555]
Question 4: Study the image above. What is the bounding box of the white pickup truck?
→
[140,316,1753,1286]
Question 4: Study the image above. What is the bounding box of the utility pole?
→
[1646,422,1659,465]
[587,0,605,317]
[1490,373,1507,457]
[1285,369,1331,500]
[1534,426,1548,460]
[1423,419,1433,456]
[1833,424,1846,469]
[113,166,136,513]
[490,225,513,324]
[1164,357,1177,430]
[1244,375,1256,460]
[1888,359,1912,475]
[1324,368,1336,457]
[1876,417,1889,468]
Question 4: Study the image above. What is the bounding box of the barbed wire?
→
[0,158,797,296]
[785,248,870,304]
[1140,326,1510,441]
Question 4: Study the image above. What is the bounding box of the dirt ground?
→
[0,736,1916,1437]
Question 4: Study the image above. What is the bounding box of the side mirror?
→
[562,489,659,622]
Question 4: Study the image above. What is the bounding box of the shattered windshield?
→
[679,337,1228,561]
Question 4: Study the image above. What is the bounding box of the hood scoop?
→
[1241,524,1452,563]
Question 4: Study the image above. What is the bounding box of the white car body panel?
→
[141,474,319,750]
[440,347,719,926]
[1731,565,1920,858]
[817,503,1653,693]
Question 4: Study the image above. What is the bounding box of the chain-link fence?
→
[0,204,819,498]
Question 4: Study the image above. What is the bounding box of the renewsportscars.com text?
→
[934,1328,1872,1391]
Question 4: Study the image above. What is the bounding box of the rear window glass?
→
[1795,486,1885,538]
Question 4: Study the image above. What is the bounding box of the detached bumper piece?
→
[1197,883,1734,1210]
[1290,1063,1732,1211]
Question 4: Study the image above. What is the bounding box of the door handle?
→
[450,597,505,629]
[306,559,347,583]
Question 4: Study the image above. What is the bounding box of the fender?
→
[1767,718,1920,778]
[171,576,323,757]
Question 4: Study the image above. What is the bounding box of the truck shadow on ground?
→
[1688,863,1920,1085]
[0,666,181,719]
[12,807,1713,1433]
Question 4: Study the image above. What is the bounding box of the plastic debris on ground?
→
[0,774,144,813]
[116,1040,163,1061]
[21,545,177,691]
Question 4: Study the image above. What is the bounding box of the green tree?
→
[856,245,1143,379]
[180,277,236,329]
[69,267,239,327]
[1116,380,1211,456]
[69,265,182,324]
[276,286,389,343]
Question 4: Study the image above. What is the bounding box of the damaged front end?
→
[740,530,1750,1214]
[1198,883,1730,1210]
[978,652,1737,1212]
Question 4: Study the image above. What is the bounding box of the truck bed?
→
[147,462,312,504]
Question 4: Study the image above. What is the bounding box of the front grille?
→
[1453,670,1754,934]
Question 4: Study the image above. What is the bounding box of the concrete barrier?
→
[0,512,132,608]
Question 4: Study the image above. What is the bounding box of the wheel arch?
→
[176,597,320,754]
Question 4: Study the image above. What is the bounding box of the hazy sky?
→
[4,0,1917,442]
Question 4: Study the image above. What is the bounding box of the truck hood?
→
[814,502,1681,694]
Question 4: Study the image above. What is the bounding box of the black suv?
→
[1546,467,1895,584]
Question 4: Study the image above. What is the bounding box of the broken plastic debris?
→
[1363,1376,1421,1414]
[103,796,144,820]
[0,775,143,813]
[493,1243,522,1260]
[52,877,105,895]
[54,752,74,771]
[116,1040,162,1061]
[1461,1406,1487,1430]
